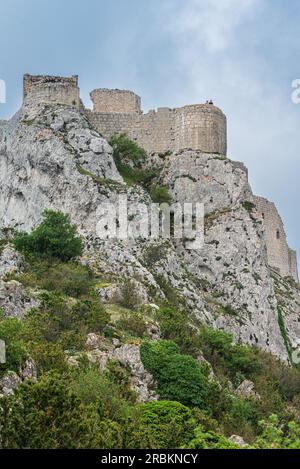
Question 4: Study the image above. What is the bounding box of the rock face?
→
[0,245,23,278]
[0,103,298,363]
[0,359,37,397]
[0,244,39,318]
[236,379,260,400]
[83,336,158,403]
[0,107,122,233]
[0,372,21,396]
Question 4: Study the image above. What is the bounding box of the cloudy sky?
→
[0,0,299,258]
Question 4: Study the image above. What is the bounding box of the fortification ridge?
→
[87,88,227,155]
[18,74,298,282]
[22,74,81,116]
[254,196,298,282]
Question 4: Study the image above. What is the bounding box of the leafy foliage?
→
[0,311,28,376]
[140,340,211,410]
[109,134,172,203]
[126,401,197,449]
[13,210,83,261]
[0,372,105,449]
[199,326,262,380]
[149,185,172,204]
[109,133,147,164]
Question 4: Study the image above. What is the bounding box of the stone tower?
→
[254,196,299,282]
[87,89,227,155]
[23,74,81,116]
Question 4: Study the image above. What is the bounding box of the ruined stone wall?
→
[23,75,80,115]
[85,111,135,140]
[90,89,141,114]
[87,90,227,155]
[86,106,175,154]
[254,196,298,281]
[289,249,299,282]
[128,107,175,154]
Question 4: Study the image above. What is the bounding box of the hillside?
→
[1,101,300,449]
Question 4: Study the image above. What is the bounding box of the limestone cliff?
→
[0,103,298,363]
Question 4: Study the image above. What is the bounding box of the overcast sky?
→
[0,0,299,259]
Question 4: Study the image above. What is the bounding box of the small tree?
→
[13,210,83,261]
[109,133,147,165]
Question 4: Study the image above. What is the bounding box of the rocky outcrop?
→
[0,104,297,362]
[236,379,261,400]
[0,372,21,397]
[83,335,158,403]
[229,435,247,448]
[0,359,37,397]
[0,245,23,279]
[0,280,39,318]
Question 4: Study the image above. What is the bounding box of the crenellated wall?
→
[23,74,81,116]
[21,78,227,154]
[86,89,227,155]
[254,196,298,282]
[15,75,299,283]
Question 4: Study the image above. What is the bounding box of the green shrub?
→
[140,340,211,410]
[184,425,239,449]
[126,401,197,449]
[13,210,83,261]
[157,306,200,356]
[0,312,28,375]
[20,290,110,373]
[83,299,110,333]
[116,311,147,338]
[0,372,103,449]
[199,326,261,379]
[109,133,147,164]
[116,280,141,310]
[254,414,300,449]
[149,186,172,204]
[10,259,95,299]
[241,201,256,213]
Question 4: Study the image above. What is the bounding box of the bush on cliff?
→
[13,210,83,261]
[140,340,211,410]
[109,133,147,164]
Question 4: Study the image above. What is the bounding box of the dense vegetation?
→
[109,134,172,203]
[1,207,300,448]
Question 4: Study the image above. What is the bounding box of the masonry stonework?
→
[254,196,298,282]
[19,75,298,282]
[87,89,227,155]
[23,74,81,116]
[90,89,141,114]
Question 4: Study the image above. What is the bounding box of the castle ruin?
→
[23,74,82,115]
[254,196,299,282]
[86,89,227,155]
[19,74,298,282]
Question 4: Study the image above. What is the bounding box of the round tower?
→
[174,102,227,155]
[23,74,80,112]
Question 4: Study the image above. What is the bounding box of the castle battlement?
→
[254,196,298,282]
[21,75,227,155]
[15,74,299,283]
[90,88,142,114]
[87,90,227,155]
[23,74,81,115]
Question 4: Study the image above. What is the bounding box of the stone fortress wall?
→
[19,74,298,282]
[23,74,81,116]
[86,88,227,155]
[254,196,298,282]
